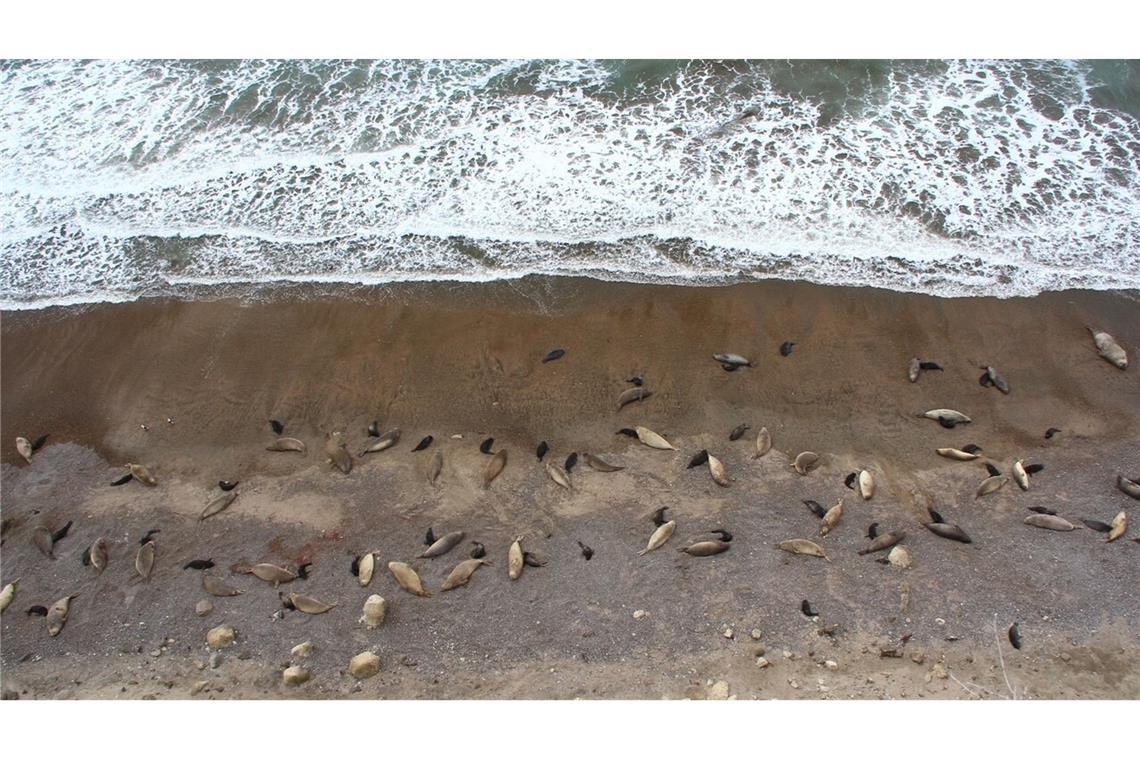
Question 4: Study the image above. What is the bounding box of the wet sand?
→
[2,278,1138,699]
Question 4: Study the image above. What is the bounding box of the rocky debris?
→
[283,666,311,686]
[360,595,387,629]
[195,599,213,617]
[930,663,948,680]
[825,660,839,670]
[707,680,730,699]
[190,680,208,696]
[750,628,762,640]
[348,651,380,680]
[209,652,223,669]
[206,625,235,650]
[632,609,647,620]
[910,649,926,665]
[755,657,770,668]
[723,627,734,639]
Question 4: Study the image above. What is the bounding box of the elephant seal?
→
[687,449,710,469]
[200,490,238,521]
[713,353,752,367]
[1117,475,1140,500]
[925,522,972,543]
[419,531,465,559]
[583,453,623,472]
[793,451,820,475]
[752,427,772,459]
[15,437,33,463]
[937,447,981,461]
[428,450,443,485]
[776,539,829,560]
[267,437,307,453]
[1088,327,1128,369]
[135,541,156,580]
[617,387,652,410]
[858,470,874,500]
[361,428,399,455]
[979,366,1010,394]
[858,531,905,555]
[729,423,750,441]
[357,552,376,585]
[284,593,337,614]
[680,540,730,556]
[508,537,525,580]
[536,441,549,461]
[639,521,676,555]
[707,454,730,487]
[1024,514,1078,531]
[0,578,19,613]
[46,593,78,637]
[87,538,109,573]
[483,449,507,488]
[127,463,158,486]
[975,475,1008,499]
[202,575,243,597]
[388,562,432,597]
[270,419,285,435]
[920,409,972,427]
[1106,511,1128,542]
[633,426,676,450]
[542,349,565,363]
[1012,460,1030,491]
[412,435,433,452]
[819,500,843,537]
[546,461,572,490]
[183,559,214,570]
[440,558,493,591]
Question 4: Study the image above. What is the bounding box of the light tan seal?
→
[777,539,830,561]
[286,593,337,614]
[32,526,54,558]
[639,520,677,556]
[440,559,493,591]
[1106,511,1128,542]
[583,453,624,472]
[707,454,730,487]
[46,593,78,637]
[483,449,507,488]
[200,490,238,521]
[936,447,980,461]
[234,562,299,585]
[1023,514,1078,531]
[127,463,158,486]
[15,437,33,464]
[88,538,109,573]
[679,540,730,556]
[634,426,677,450]
[388,561,432,597]
[357,552,376,586]
[1012,459,1030,491]
[920,409,971,424]
[427,450,443,485]
[267,437,307,453]
[419,531,465,559]
[752,427,772,459]
[0,578,18,613]
[793,451,820,475]
[975,475,1008,499]
[858,470,875,500]
[819,500,844,536]
[202,574,243,597]
[1088,327,1128,369]
[1117,475,1140,500]
[135,540,156,580]
[546,461,572,490]
[508,537,525,580]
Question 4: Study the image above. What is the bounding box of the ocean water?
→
[1,59,1138,308]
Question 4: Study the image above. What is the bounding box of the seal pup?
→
[979,366,1010,394]
[577,541,594,560]
[803,500,826,519]
[440,558,493,591]
[908,359,944,382]
[707,454,730,487]
[234,562,307,585]
[419,531,466,559]
[1024,514,1078,531]
[729,423,750,441]
[0,578,18,613]
[687,449,710,469]
[617,387,652,410]
[776,539,830,561]
[1012,460,1030,491]
[650,507,669,527]
[427,450,443,485]
[632,426,676,450]
[46,593,78,637]
[202,575,243,596]
[707,529,733,542]
[920,409,972,428]
[523,552,547,567]
[411,435,433,452]
[564,452,578,473]
[867,523,879,539]
[109,472,133,486]
[388,561,432,597]
[819,500,843,537]
[270,419,285,435]
[483,449,507,488]
[267,437,306,453]
[1105,511,1127,542]
[30,434,49,451]
[780,341,796,357]
[793,451,820,475]
[508,537,525,580]
[135,541,156,580]
[218,480,238,491]
[32,526,55,558]
[752,427,772,459]
[975,474,1008,499]
[1008,622,1022,650]
[183,559,215,570]
[983,462,1001,477]
[546,461,572,490]
[583,453,623,472]
[1081,519,1111,533]
[367,420,380,437]
[360,428,399,455]
[1117,475,1140,500]
[713,353,752,367]
[50,521,73,547]
[639,520,677,555]
[15,437,33,463]
[536,442,549,461]
[1044,427,1062,440]
[200,490,238,521]
[627,371,644,387]
[356,552,376,585]
[937,445,982,461]
[1088,327,1127,369]
[542,348,565,363]
[858,531,905,555]
[480,437,495,454]
[858,470,874,500]
[26,605,48,617]
[424,528,437,546]
[127,463,158,486]
[139,528,160,545]
[284,593,337,614]
[680,540,730,556]
[844,472,857,489]
[86,538,109,573]
[470,541,486,559]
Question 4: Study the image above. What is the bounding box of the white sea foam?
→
[1,59,1137,309]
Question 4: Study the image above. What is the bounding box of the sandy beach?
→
[2,277,1138,699]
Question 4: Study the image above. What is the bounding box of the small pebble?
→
[755,657,770,668]
[195,600,213,617]
[723,627,734,639]
[825,660,838,670]
[632,609,647,620]
[349,651,381,680]
[206,625,235,650]
[190,681,208,696]
[282,666,311,687]
[750,629,762,640]
[707,680,730,700]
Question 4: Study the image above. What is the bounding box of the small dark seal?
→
[183,559,215,570]
[984,463,1002,477]
[218,480,238,491]
[927,508,946,524]
[938,416,967,429]
[720,363,739,372]
[729,424,750,441]
[801,600,818,617]
[961,444,982,454]
[536,441,548,461]
[1081,519,1112,533]
[139,528,161,545]
[651,507,668,527]
[412,435,433,452]
[919,361,943,371]
[1008,622,1022,650]
[804,500,826,519]
[522,552,547,568]
[424,527,436,546]
[708,528,733,542]
[1044,427,1062,439]
[542,349,565,363]
[1028,506,1057,515]
[1025,463,1045,475]
[367,420,380,437]
[627,372,644,387]
[780,341,796,357]
[844,472,858,489]
[110,472,133,486]
[616,428,639,438]
[51,521,73,545]
[30,434,49,452]
[479,437,495,455]
[686,449,710,469]
[577,540,594,560]
[270,419,285,435]
[564,452,578,473]
[867,522,880,539]
[26,605,48,617]
[470,541,486,559]
[925,522,973,543]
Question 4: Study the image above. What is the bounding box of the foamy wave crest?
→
[1,59,1138,308]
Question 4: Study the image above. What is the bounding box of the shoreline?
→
[2,277,1138,699]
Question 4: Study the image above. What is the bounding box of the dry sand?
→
[1,278,1138,699]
